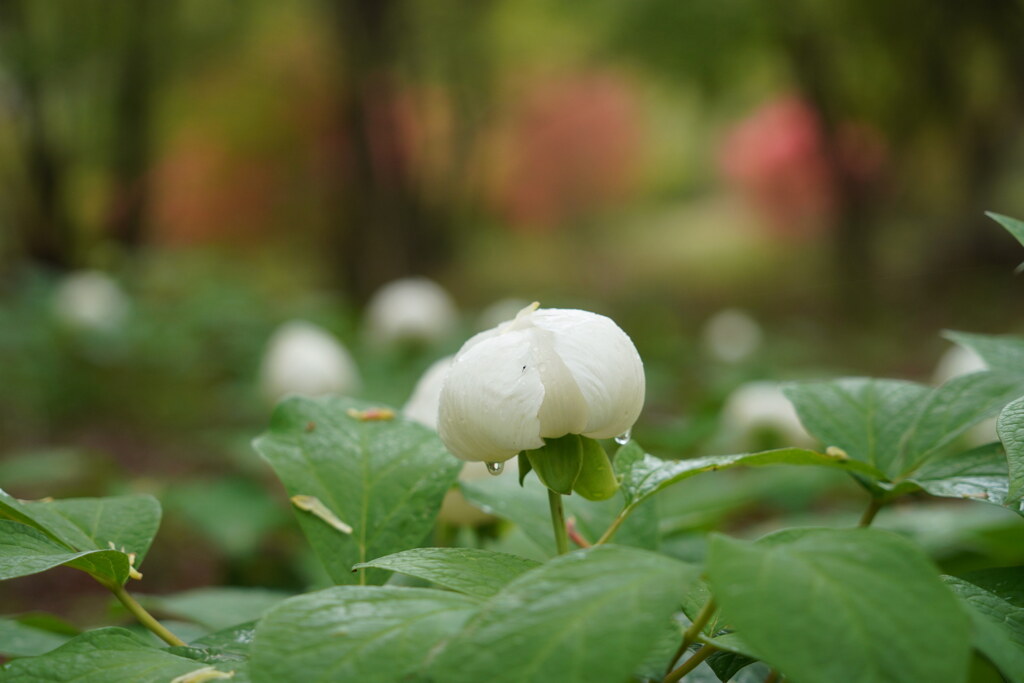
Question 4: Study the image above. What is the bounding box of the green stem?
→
[595,505,633,545]
[548,488,569,555]
[663,644,719,683]
[109,583,186,647]
[665,598,718,675]
[858,497,884,527]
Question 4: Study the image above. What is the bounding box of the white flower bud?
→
[702,308,763,363]
[365,277,458,345]
[402,355,454,429]
[438,303,645,463]
[52,270,129,332]
[721,381,812,448]
[932,345,987,386]
[260,320,360,403]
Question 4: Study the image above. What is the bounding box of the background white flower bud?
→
[52,270,130,332]
[720,381,813,449]
[702,308,763,363]
[365,277,458,345]
[260,320,360,403]
[403,355,454,429]
[438,303,645,463]
[932,344,994,445]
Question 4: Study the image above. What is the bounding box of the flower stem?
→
[548,489,570,555]
[665,597,718,675]
[109,583,186,647]
[858,497,884,527]
[595,504,633,545]
[662,644,719,683]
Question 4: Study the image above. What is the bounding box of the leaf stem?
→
[765,668,780,683]
[665,597,718,675]
[858,497,884,527]
[109,583,186,647]
[662,643,719,683]
[547,488,570,555]
[594,504,633,545]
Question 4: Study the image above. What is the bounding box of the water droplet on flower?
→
[485,461,504,475]
[614,430,632,445]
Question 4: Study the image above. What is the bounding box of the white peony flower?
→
[702,308,763,364]
[403,355,454,429]
[365,277,458,345]
[932,345,987,386]
[721,381,812,448]
[438,303,645,463]
[53,270,130,332]
[260,320,360,402]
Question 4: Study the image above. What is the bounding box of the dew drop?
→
[485,461,504,476]
[614,430,632,445]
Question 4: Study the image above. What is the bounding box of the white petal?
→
[402,355,454,429]
[530,326,588,438]
[532,309,645,439]
[438,330,545,461]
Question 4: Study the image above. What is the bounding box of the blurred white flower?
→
[260,320,360,403]
[438,303,645,463]
[365,277,458,345]
[403,355,454,429]
[721,381,812,449]
[702,308,763,363]
[477,297,531,331]
[932,345,987,386]
[52,270,130,332]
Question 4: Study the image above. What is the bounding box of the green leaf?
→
[614,441,883,509]
[354,547,540,599]
[460,473,657,555]
[706,528,971,683]
[943,575,1024,683]
[0,617,75,657]
[987,211,1024,250]
[252,396,462,584]
[572,437,619,501]
[0,489,161,569]
[961,567,1024,608]
[782,378,930,477]
[250,586,479,683]
[905,443,1014,511]
[0,520,132,586]
[428,546,700,683]
[0,627,215,682]
[525,434,583,495]
[167,623,257,683]
[943,331,1024,374]
[138,587,291,631]
[899,372,1024,473]
[998,396,1024,512]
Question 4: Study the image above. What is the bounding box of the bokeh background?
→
[3,0,1024,630]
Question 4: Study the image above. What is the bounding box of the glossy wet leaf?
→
[943,330,1024,374]
[252,396,462,584]
[428,546,700,683]
[707,528,971,683]
[250,586,479,683]
[613,441,883,509]
[943,575,1024,683]
[904,443,1014,511]
[354,547,539,599]
[998,396,1024,512]
[0,628,215,682]
[0,521,132,586]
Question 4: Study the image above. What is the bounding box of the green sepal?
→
[517,453,533,487]
[525,435,584,495]
[573,438,619,501]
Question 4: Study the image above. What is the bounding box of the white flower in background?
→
[932,345,987,386]
[702,308,763,363]
[403,355,454,429]
[260,320,360,402]
[477,297,531,331]
[52,270,129,332]
[932,344,994,445]
[438,303,645,463]
[365,277,458,345]
[721,381,812,448]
